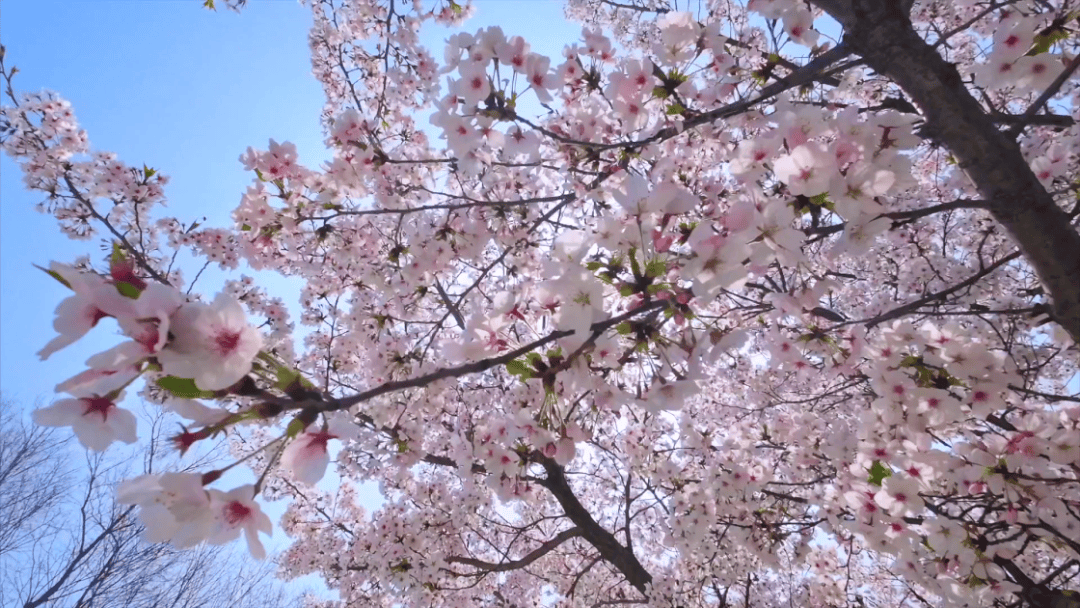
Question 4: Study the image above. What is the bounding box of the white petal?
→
[244,526,267,560]
[109,407,139,444]
[72,419,114,451]
[32,400,84,427]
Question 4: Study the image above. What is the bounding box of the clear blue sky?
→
[0,0,578,589]
[1,0,574,405]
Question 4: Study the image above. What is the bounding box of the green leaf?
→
[274,367,302,391]
[645,259,666,278]
[627,247,641,278]
[616,322,632,335]
[115,281,141,299]
[273,364,314,392]
[505,359,532,379]
[34,264,72,289]
[390,559,411,573]
[241,224,252,231]
[110,242,127,266]
[867,460,892,487]
[665,68,687,85]
[585,261,604,271]
[899,355,921,368]
[1029,26,1068,56]
[665,103,686,116]
[142,165,157,179]
[156,376,216,399]
[619,284,636,297]
[285,416,308,439]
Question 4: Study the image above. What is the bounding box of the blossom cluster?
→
[3,0,1079,605]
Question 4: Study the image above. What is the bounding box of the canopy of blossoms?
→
[2,0,1078,606]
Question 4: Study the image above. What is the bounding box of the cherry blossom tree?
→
[0,397,306,608]
[2,0,1079,606]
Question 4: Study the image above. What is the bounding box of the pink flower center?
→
[304,432,335,454]
[224,500,252,526]
[173,430,199,454]
[90,308,109,326]
[214,329,241,356]
[82,397,115,421]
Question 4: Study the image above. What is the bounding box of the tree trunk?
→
[811,0,1080,344]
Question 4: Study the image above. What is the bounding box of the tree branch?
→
[810,0,1080,342]
[447,528,582,574]
[532,452,654,595]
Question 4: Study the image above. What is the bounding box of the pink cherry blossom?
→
[8,2,1080,605]
[37,263,135,360]
[773,143,837,196]
[281,430,337,485]
[208,486,272,559]
[32,394,138,451]
[156,293,263,391]
[117,473,217,547]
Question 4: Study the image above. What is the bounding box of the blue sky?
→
[1,0,575,405]
[0,0,579,586]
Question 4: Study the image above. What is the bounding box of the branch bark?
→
[447,527,582,574]
[811,0,1080,343]
[532,453,653,595]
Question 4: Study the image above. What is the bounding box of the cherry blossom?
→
[117,472,218,547]
[208,486,273,559]
[156,293,263,391]
[32,394,138,451]
[5,0,1080,606]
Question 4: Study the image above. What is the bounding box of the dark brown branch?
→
[434,280,465,330]
[805,198,988,236]
[854,250,1021,328]
[596,0,669,13]
[61,173,170,286]
[532,452,653,595]
[1008,384,1080,404]
[811,0,1080,342]
[327,299,667,412]
[447,528,582,574]
[1007,54,1080,137]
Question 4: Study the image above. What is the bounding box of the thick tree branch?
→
[532,452,654,595]
[810,0,1080,342]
